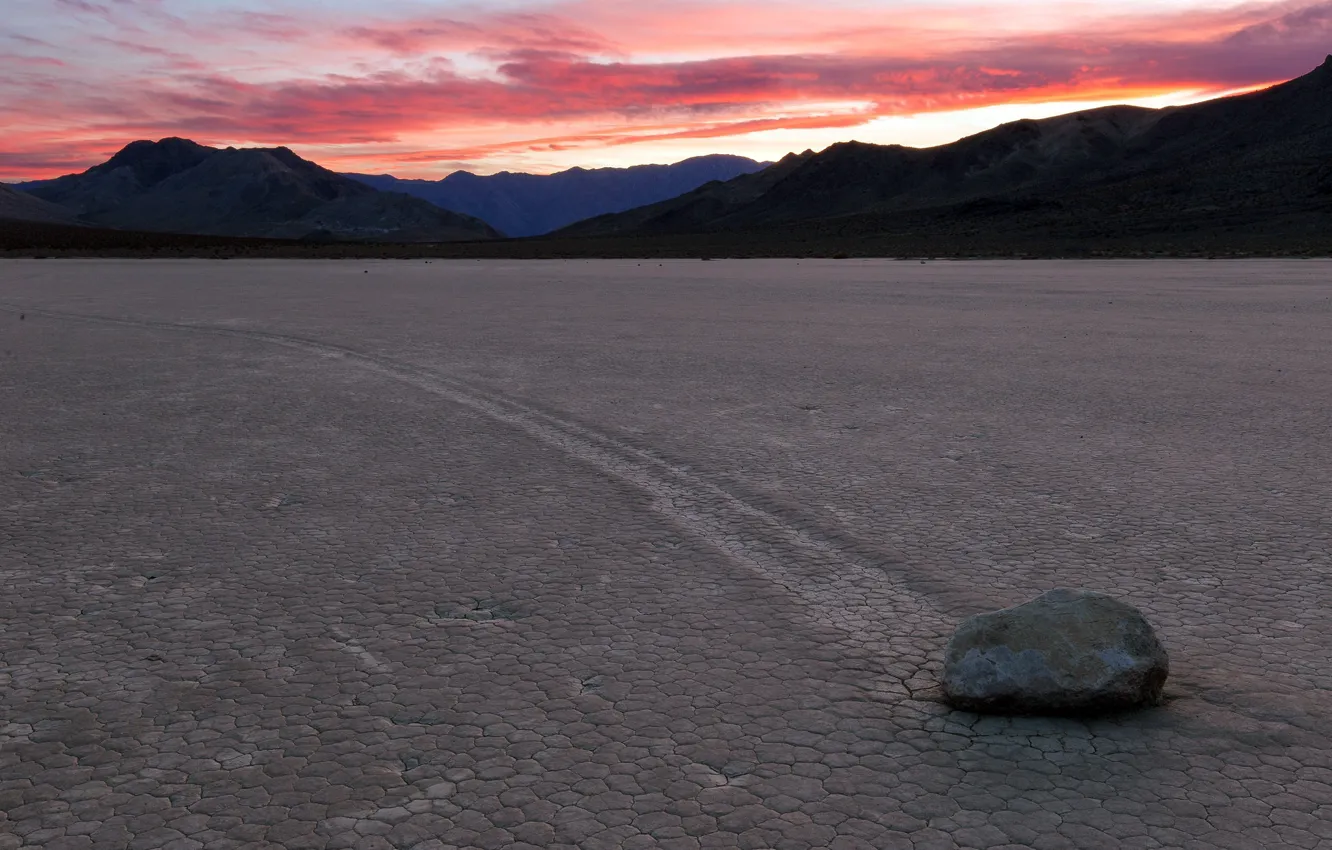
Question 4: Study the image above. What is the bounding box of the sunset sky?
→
[3,0,1330,181]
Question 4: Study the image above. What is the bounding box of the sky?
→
[3,0,1331,181]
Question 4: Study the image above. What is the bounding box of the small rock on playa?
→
[942,588,1169,715]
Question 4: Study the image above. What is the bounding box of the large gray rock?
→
[942,589,1168,714]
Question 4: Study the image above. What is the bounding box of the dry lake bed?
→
[1,259,1330,850]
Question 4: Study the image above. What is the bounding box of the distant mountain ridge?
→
[16,139,500,242]
[347,155,768,237]
[560,57,1332,245]
[0,182,78,225]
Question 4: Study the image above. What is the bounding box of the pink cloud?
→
[0,53,69,68]
[342,13,614,56]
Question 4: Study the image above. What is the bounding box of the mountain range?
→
[348,155,766,237]
[5,57,1331,255]
[559,57,1332,250]
[15,139,500,242]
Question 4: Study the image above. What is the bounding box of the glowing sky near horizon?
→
[2,0,1330,180]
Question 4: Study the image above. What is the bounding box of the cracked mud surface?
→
[1,258,1330,849]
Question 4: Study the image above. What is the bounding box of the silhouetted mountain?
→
[0,183,78,224]
[19,139,500,242]
[348,155,767,237]
[560,58,1332,245]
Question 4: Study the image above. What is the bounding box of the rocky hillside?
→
[0,183,79,224]
[560,57,1332,243]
